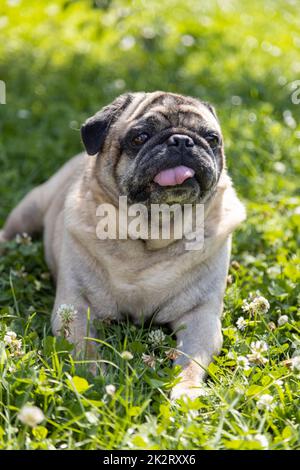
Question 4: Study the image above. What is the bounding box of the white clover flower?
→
[241,299,251,313]
[4,331,17,344]
[294,207,300,216]
[186,409,199,422]
[254,434,268,449]
[120,351,133,360]
[242,295,270,316]
[15,232,32,245]
[227,351,235,360]
[120,35,135,50]
[234,385,244,395]
[278,315,288,326]
[257,394,275,411]
[275,379,284,387]
[247,340,268,365]
[57,304,77,322]
[237,355,250,370]
[85,411,98,424]
[252,296,270,314]
[291,355,300,372]
[251,340,268,353]
[14,339,22,351]
[181,34,195,47]
[56,304,78,338]
[236,316,247,331]
[4,330,23,356]
[291,341,300,350]
[105,384,116,396]
[142,353,156,368]
[291,336,300,354]
[148,329,166,347]
[268,321,276,331]
[165,348,180,360]
[113,78,126,90]
[273,162,286,174]
[18,405,45,427]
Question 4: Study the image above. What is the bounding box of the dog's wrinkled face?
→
[81,92,224,205]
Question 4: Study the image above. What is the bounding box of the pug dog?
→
[0,91,245,399]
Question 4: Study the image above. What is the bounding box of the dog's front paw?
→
[170,381,207,401]
[0,230,7,243]
[0,230,8,255]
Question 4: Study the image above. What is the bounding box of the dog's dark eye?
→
[132,133,149,146]
[205,133,220,148]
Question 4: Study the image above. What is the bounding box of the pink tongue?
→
[154,165,195,186]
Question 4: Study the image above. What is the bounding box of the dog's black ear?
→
[81,93,134,155]
[201,101,218,121]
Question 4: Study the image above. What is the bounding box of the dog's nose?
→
[167,134,194,148]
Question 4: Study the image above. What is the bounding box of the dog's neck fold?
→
[76,160,245,253]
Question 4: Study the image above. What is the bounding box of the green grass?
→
[0,0,300,450]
